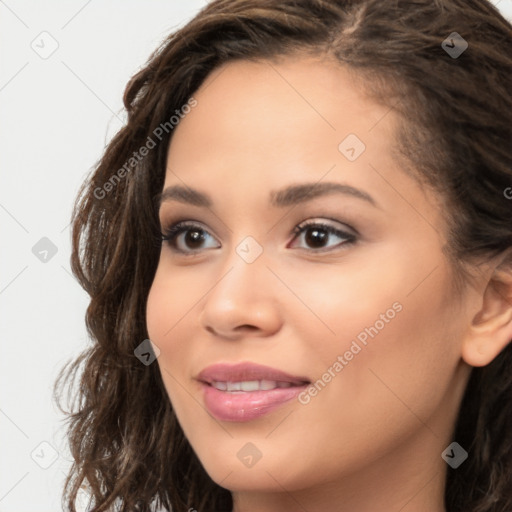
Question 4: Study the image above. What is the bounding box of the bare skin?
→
[146,55,512,512]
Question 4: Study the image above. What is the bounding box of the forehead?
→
[165,56,398,180]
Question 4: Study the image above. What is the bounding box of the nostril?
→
[236,325,258,331]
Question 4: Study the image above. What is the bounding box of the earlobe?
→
[461,257,512,368]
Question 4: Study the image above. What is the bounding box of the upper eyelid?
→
[161,220,218,239]
[295,217,357,234]
[160,218,354,235]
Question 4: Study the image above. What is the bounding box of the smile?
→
[209,380,297,391]
[196,362,311,422]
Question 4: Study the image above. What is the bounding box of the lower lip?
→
[200,382,308,422]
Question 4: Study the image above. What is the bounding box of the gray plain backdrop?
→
[1,1,511,511]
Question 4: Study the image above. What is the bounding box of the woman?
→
[55,0,512,511]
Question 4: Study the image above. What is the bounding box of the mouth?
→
[206,379,307,392]
[196,362,311,422]
[197,361,311,386]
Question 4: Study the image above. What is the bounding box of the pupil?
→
[186,229,205,248]
[305,228,327,248]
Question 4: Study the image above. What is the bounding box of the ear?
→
[462,252,512,367]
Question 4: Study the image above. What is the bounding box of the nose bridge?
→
[212,235,269,304]
[200,236,281,337]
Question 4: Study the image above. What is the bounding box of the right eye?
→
[161,221,221,254]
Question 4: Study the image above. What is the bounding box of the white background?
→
[1,1,511,511]
[0,2,206,511]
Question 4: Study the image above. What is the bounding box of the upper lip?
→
[196,362,310,385]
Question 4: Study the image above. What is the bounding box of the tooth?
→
[211,380,297,392]
[260,380,277,390]
[227,382,242,391]
[240,380,260,391]
[212,381,227,391]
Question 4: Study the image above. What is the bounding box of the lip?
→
[197,362,310,385]
[196,362,310,422]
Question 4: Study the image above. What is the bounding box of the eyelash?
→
[161,219,357,255]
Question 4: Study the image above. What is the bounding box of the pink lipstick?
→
[196,362,310,422]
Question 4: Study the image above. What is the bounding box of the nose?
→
[199,253,283,341]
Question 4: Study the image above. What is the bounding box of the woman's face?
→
[146,56,473,503]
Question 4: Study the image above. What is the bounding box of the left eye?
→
[289,221,356,251]
[161,221,220,253]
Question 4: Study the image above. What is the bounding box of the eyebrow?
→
[156,182,378,209]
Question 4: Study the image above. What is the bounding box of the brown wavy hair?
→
[54,0,512,510]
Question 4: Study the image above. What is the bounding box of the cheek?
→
[146,259,207,347]
[310,256,463,428]
[146,271,199,423]
[288,251,463,432]
[145,265,190,377]
[146,270,171,348]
